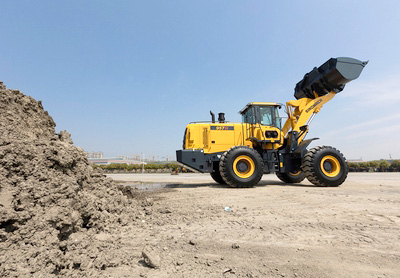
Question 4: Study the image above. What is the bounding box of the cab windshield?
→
[242,105,281,128]
[260,106,281,128]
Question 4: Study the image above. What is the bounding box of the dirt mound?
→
[0,82,140,277]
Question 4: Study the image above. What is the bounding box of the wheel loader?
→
[176,57,368,187]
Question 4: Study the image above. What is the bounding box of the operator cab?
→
[239,102,282,129]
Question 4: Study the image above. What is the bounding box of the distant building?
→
[88,157,145,165]
[347,159,364,162]
[348,159,398,163]
[85,151,104,159]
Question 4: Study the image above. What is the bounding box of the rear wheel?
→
[302,146,348,187]
[210,163,226,184]
[276,171,306,183]
[219,146,264,188]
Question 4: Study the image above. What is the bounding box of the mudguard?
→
[294,138,319,157]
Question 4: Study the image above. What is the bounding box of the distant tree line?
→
[93,160,400,173]
[92,163,189,173]
[347,160,400,172]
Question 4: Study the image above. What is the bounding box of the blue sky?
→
[1,1,399,160]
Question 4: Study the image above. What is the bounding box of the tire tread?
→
[302,145,348,187]
[219,146,263,188]
[276,172,306,183]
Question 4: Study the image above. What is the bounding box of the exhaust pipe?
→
[210,111,215,123]
[294,57,368,99]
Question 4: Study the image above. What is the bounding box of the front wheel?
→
[276,171,306,183]
[302,146,348,187]
[219,146,264,188]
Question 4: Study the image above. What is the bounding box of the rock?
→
[142,248,161,269]
[159,208,172,214]
[223,268,232,273]
[58,130,73,144]
[232,243,240,249]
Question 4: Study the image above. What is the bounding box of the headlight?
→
[265,131,278,138]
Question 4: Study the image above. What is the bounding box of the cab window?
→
[274,108,281,129]
[242,108,255,124]
[260,106,281,128]
[260,107,273,126]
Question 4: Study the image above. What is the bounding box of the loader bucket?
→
[294,57,368,99]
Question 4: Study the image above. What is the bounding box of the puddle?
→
[124,182,168,191]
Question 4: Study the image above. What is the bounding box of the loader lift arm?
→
[282,92,335,144]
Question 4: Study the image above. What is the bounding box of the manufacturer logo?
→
[306,99,322,113]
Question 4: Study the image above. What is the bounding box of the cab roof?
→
[239,102,281,114]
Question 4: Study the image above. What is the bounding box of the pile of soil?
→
[0,82,140,277]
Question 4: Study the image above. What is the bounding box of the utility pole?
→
[142,153,145,173]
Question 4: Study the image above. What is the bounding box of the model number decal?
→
[306,99,323,113]
[211,126,234,131]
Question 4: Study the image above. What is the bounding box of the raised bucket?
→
[294,57,368,99]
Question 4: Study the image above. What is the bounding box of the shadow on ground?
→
[165,181,318,189]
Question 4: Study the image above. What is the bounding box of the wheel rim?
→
[320,155,341,177]
[289,170,301,176]
[233,155,255,178]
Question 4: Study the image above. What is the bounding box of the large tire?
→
[302,146,348,187]
[210,163,226,185]
[210,171,225,184]
[219,146,264,188]
[276,171,306,183]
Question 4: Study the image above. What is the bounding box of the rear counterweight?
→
[176,150,221,173]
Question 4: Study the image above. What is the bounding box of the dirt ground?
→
[103,172,400,278]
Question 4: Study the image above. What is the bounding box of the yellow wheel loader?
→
[176,57,367,188]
